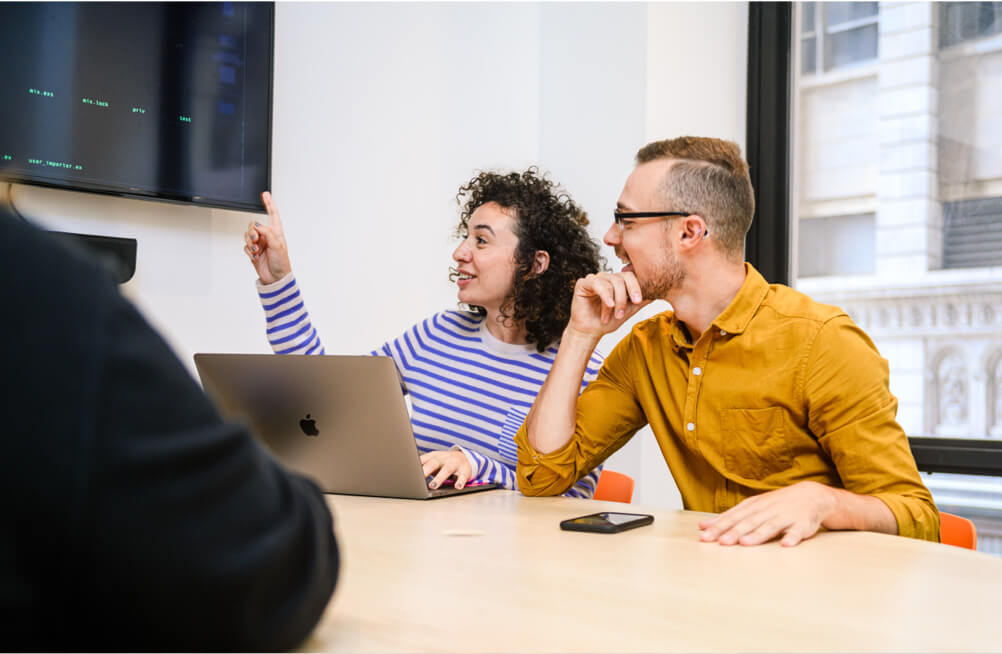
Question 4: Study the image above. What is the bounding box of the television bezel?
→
[0,2,274,214]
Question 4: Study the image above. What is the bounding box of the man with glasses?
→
[515,136,939,546]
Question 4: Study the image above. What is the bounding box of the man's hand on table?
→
[697,481,838,547]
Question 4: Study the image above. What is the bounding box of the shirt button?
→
[693,367,702,376]
[720,329,727,336]
[686,422,695,431]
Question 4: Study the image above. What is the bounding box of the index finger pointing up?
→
[260,190,285,233]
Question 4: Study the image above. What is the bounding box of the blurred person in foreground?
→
[0,212,339,650]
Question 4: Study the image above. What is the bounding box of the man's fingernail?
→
[632,293,642,303]
[254,221,262,226]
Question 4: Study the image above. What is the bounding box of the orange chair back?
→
[593,469,635,503]
[940,511,977,550]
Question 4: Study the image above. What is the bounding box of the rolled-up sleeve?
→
[806,317,940,541]
[516,338,647,496]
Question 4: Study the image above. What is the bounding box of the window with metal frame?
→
[940,2,1002,49]
[749,1,1002,556]
[800,1,878,76]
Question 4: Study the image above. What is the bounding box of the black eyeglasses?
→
[613,210,692,234]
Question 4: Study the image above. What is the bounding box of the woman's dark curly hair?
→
[450,167,605,352]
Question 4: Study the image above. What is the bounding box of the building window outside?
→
[797,213,875,277]
[792,1,1002,554]
[801,2,879,76]
[941,2,1002,49]
[943,197,1002,269]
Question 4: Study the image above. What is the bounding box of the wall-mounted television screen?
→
[0,2,273,212]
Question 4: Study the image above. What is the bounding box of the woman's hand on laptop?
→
[244,191,292,285]
[421,450,473,490]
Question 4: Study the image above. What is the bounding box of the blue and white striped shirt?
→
[258,273,605,497]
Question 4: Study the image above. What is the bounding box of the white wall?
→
[2,2,748,510]
[632,1,749,507]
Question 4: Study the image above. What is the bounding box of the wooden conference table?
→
[300,491,1002,653]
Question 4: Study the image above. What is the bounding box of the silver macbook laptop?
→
[193,353,499,499]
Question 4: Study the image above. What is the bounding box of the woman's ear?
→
[531,250,550,276]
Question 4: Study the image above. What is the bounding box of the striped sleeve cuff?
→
[462,449,518,490]
[257,272,325,355]
[486,459,518,490]
[454,445,486,480]
[563,465,602,499]
[452,446,518,490]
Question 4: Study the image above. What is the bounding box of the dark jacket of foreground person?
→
[0,214,339,650]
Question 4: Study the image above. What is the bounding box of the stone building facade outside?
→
[793,1,1002,551]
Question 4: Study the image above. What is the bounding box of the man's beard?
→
[639,247,685,300]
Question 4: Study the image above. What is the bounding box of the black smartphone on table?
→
[559,511,654,533]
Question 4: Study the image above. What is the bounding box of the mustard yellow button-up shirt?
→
[516,264,939,541]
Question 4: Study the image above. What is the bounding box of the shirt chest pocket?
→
[720,406,793,481]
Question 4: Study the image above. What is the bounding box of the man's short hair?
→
[635,136,755,260]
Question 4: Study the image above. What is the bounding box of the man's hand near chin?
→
[696,481,898,547]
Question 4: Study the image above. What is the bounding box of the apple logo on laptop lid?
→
[299,414,319,437]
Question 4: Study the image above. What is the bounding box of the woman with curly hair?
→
[242,168,606,495]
